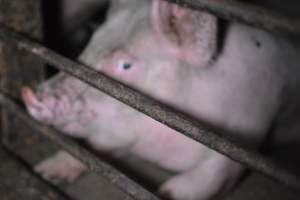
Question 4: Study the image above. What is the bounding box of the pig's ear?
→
[152,0,218,67]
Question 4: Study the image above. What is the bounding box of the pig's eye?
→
[117,60,133,71]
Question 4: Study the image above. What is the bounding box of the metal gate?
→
[0,0,300,199]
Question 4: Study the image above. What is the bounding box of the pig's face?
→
[22,0,218,152]
[96,30,182,101]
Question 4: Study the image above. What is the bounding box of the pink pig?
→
[22,0,300,199]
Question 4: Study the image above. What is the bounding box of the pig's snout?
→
[22,85,96,135]
[22,87,55,124]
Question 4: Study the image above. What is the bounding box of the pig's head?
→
[82,0,218,100]
[22,0,219,150]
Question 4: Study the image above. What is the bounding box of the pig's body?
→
[22,0,300,199]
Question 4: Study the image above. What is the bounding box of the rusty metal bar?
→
[0,25,300,192]
[0,145,73,200]
[163,0,300,35]
[0,93,160,200]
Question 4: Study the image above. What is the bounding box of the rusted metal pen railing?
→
[0,146,73,200]
[1,25,300,192]
[164,0,300,35]
[0,93,160,200]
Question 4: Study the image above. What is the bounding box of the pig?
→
[22,0,300,199]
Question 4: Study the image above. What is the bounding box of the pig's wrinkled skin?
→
[22,0,300,199]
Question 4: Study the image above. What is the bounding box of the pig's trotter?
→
[159,155,243,200]
[34,150,88,184]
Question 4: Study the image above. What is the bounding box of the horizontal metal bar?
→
[0,25,300,191]
[0,93,160,200]
[163,0,300,35]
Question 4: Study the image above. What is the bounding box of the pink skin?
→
[22,87,54,124]
[22,0,300,199]
[34,150,88,183]
[151,0,218,67]
[22,87,93,134]
[22,75,97,136]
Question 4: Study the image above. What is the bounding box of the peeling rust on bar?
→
[163,0,300,35]
[0,93,160,200]
[0,25,300,192]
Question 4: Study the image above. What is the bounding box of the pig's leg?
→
[159,154,243,200]
[35,150,88,184]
